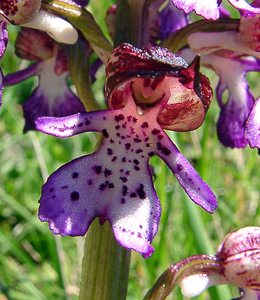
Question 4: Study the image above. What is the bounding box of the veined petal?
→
[171,0,220,20]
[154,133,217,213]
[188,31,260,59]
[228,0,260,14]
[0,21,8,58]
[37,84,216,256]
[245,98,260,148]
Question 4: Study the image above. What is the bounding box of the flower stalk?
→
[79,220,131,300]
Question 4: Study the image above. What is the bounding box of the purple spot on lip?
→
[87,179,92,185]
[71,191,80,201]
[92,165,102,174]
[61,185,68,189]
[176,164,183,171]
[104,168,112,177]
[85,118,91,125]
[152,128,160,135]
[141,122,149,128]
[136,149,143,154]
[136,184,146,199]
[120,176,128,183]
[133,159,139,165]
[107,148,113,155]
[72,172,79,179]
[115,114,125,122]
[112,156,117,162]
[134,138,142,143]
[122,185,128,196]
[102,129,109,138]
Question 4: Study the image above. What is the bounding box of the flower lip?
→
[106,43,212,132]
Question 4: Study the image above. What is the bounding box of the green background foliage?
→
[0,2,260,299]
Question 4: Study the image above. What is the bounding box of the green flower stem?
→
[79,220,131,300]
[42,0,112,62]
[66,41,99,111]
[128,0,147,47]
[114,0,131,47]
[161,18,239,52]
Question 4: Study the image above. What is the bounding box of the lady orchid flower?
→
[0,0,85,44]
[35,43,217,257]
[4,28,85,131]
[181,11,260,148]
[0,21,8,105]
[144,227,260,300]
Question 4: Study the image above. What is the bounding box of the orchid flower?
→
[181,11,260,148]
[4,28,85,131]
[144,227,260,300]
[0,21,8,105]
[35,43,217,257]
[171,0,260,20]
[0,0,87,44]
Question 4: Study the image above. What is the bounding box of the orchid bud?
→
[216,227,260,291]
[0,0,41,25]
[145,227,260,300]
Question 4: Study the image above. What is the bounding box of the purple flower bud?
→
[216,227,260,291]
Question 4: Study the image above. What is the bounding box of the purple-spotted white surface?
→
[36,83,217,257]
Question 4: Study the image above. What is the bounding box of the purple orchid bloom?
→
[35,43,217,257]
[0,0,79,44]
[4,28,85,131]
[150,0,188,42]
[0,21,8,105]
[182,12,260,148]
[171,0,260,20]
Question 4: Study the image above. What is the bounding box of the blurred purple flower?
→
[171,0,260,20]
[182,13,260,148]
[4,28,85,131]
[0,21,8,105]
[35,43,217,257]
[0,0,79,44]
